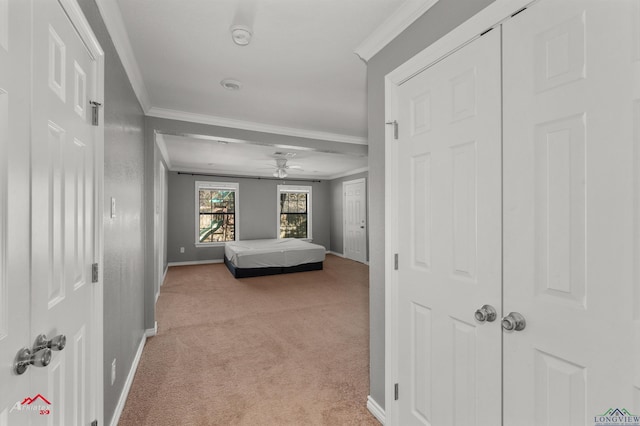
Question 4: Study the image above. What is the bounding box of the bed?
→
[224,238,326,278]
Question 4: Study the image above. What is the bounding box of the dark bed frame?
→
[224,256,323,279]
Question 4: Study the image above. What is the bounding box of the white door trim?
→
[384,0,533,424]
[156,159,165,297]
[342,177,366,262]
[57,1,105,424]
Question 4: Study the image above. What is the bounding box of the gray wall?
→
[167,172,331,262]
[77,1,146,425]
[329,171,368,258]
[366,0,495,409]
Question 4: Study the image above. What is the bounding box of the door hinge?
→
[394,253,398,270]
[92,263,99,283]
[91,420,98,426]
[90,100,102,126]
[394,383,399,401]
[386,120,398,140]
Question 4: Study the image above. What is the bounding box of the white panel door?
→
[29,2,97,425]
[395,29,502,425]
[503,0,639,423]
[0,0,31,422]
[344,178,367,263]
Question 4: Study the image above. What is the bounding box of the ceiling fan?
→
[272,158,303,178]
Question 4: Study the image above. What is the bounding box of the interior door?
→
[395,28,502,425]
[29,2,97,424]
[503,0,639,423]
[0,0,32,421]
[343,178,367,263]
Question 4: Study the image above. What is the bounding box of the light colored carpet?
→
[118,254,379,426]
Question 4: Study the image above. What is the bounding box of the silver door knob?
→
[33,334,66,352]
[14,347,52,375]
[474,304,497,323]
[502,312,526,331]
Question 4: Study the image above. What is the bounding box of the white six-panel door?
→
[390,0,639,424]
[0,0,32,422]
[343,178,367,263]
[0,1,101,424]
[503,1,639,423]
[395,29,502,425]
[30,2,97,424]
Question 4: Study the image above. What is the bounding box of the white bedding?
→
[225,239,326,269]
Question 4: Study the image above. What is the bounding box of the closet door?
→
[503,1,639,423]
[395,28,502,425]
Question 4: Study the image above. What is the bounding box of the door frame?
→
[383,0,533,424]
[342,177,367,263]
[56,0,105,423]
[156,159,166,299]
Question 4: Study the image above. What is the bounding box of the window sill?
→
[279,237,313,242]
[195,242,231,248]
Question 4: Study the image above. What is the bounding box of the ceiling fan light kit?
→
[273,168,288,179]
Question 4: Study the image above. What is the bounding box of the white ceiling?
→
[99,0,433,178]
[157,133,368,180]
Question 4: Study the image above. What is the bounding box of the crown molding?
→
[147,107,368,145]
[354,0,440,62]
[328,167,369,181]
[95,0,151,112]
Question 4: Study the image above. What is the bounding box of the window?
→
[277,185,312,239]
[195,181,238,244]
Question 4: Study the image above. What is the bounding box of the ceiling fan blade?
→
[287,165,304,170]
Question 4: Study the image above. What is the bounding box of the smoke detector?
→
[231,25,252,46]
[220,79,242,91]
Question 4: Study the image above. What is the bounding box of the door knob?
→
[33,334,66,352]
[474,304,497,323]
[14,347,52,375]
[502,312,526,331]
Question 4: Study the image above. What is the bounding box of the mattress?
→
[224,238,326,269]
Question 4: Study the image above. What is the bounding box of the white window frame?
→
[277,185,312,240]
[195,181,239,246]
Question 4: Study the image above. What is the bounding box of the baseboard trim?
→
[110,334,147,426]
[367,396,386,425]
[167,259,224,267]
[328,250,369,265]
[145,321,158,338]
[162,265,168,285]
